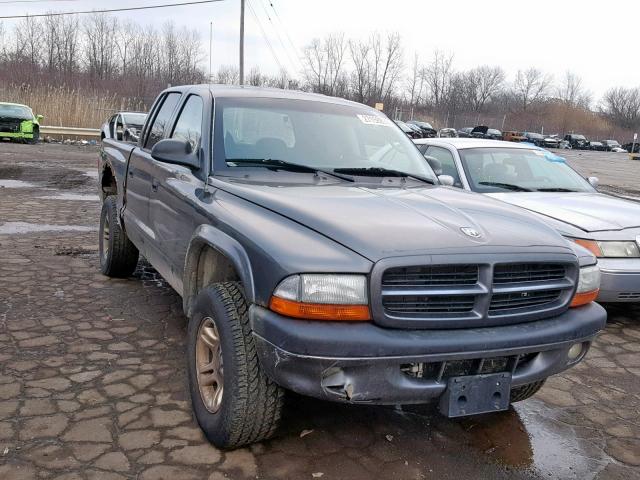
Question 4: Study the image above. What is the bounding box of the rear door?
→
[146,93,209,292]
[122,92,181,254]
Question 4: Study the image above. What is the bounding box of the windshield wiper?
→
[332,167,435,185]
[535,187,579,192]
[226,158,354,182]
[478,181,533,192]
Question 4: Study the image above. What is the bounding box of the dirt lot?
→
[0,143,639,480]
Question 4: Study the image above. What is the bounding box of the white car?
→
[415,138,640,302]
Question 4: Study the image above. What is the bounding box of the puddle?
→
[0,180,36,188]
[0,222,95,235]
[38,193,100,202]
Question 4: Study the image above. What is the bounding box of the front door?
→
[122,92,181,257]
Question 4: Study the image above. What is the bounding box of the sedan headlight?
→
[570,265,600,307]
[270,274,370,321]
[598,241,640,258]
[568,238,640,258]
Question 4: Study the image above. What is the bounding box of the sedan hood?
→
[487,192,640,232]
[219,179,568,262]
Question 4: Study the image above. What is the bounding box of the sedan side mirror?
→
[587,176,599,188]
[36,114,44,121]
[438,175,455,186]
[151,139,200,169]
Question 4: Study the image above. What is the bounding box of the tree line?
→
[0,14,639,139]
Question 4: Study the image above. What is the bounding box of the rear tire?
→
[510,380,545,403]
[187,282,284,449]
[99,196,139,277]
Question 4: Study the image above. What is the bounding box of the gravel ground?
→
[0,143,639,480]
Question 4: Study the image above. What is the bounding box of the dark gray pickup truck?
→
[98,85,606,449]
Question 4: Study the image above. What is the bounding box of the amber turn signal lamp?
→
[570,289,599,307]
[269,296,371,321]
[573,239,603,257]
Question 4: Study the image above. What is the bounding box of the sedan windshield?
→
[216,97,436,182]
[0,104,32,120]
[459,147,595,193]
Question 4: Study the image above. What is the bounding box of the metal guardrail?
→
[41,126,101,137]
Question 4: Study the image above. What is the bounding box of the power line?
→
[256,0,300,73]
[0,0,83,4]
[267,0,303,71]
[0,0,223,19]
[246,0,287,76]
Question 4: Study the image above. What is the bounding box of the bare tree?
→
[601,87,640,129]
[422,50,454,111]
[215,65,240,85]
[512,68,552,111]
[556,71,590,109]
[14,16,43,67]
[84,13,118,81]
[464,65,505,112]
[302,33,347,96]
[348,38,371,103]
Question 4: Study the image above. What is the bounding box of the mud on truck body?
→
[98,85,606,449]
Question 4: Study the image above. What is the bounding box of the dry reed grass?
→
[0,84,147,128]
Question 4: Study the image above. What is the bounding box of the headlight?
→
[270,274,370,321]
[571,265,600,307]
[568,238,640,258]
[598,241,640,258]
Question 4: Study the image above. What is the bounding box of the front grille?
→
[382,265,478,288]
[383,295,475,314]
[375,256,576,328]
[490,289,562,312]
[494,263,566,284]
[618,292,640,300]
[0,120,20,133]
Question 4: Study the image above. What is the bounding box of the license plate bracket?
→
[438,372,511,417]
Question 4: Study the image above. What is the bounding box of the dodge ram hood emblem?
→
[461,227,482,238]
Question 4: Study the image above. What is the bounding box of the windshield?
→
[216,97,436,182]
[571,135,586,140]
[526,133,544,139]
[459,147,594,193]
[0,104,33,120]
[122,113,146,125]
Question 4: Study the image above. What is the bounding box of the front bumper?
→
[251,303,606,405]
[597,258,640,302]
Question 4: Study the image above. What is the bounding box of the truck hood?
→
[219,179,568,262]
[487,192,640,232]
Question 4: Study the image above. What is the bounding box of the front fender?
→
[183,224,256,315]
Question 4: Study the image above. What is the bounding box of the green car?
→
[0,102,43,144]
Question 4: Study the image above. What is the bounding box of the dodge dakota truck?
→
[98,85,606,449]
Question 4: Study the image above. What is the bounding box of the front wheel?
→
[99,196,139,277]
[510,380,545,403]
[187,282,284,449]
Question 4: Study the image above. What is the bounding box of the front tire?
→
[99,196,139,277]
[187,282,284,449]
[510,380,545,403]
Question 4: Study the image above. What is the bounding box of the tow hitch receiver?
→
[439,372,511,417]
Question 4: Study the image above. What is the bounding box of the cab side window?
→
[426,146,462,186]
[171,95,204,154]
[145,93,181,150]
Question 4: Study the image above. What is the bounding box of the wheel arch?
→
[100,163,117,199]
[183,225,256,317]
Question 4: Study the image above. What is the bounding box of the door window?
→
[171,95,204,153]
[425,146,462,186]
[145,93,181,149]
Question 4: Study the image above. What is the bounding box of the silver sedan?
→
[414,138,640,302]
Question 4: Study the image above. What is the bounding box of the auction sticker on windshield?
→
[357,114,392,126]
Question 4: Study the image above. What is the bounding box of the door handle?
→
[151,179,159,192]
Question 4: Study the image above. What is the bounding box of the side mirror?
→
[36,114,44,121]
[438,175,455,186]
[587,176,599,188]
[151,139,200,169]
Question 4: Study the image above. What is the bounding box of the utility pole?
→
[209,22,213,83]
[239,0,245,85]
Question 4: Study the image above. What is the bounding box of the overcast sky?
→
[2,0,638,99]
